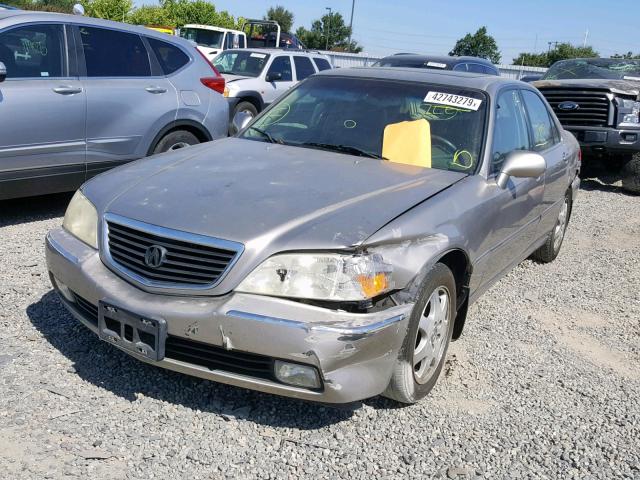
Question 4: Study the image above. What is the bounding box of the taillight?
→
[201,77,225,94]
[578,148,582,164]
[195,47,225,94]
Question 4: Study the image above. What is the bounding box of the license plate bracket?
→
[98,301,166,361]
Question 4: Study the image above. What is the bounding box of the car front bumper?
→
[567,126,640,156]
[45,227,412,403]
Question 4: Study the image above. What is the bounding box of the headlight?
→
[62,190,98,249]
[619,99,640,126]
[236,253,394,301]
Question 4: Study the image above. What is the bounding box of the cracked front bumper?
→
[45,227,413,403]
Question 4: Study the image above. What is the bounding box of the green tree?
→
[449,26,501,64]
[512,43,599,67]
[264,5,294,33]
[4,0,74,12]
[159,0,238,29]
[296,12,362,52]
[128,5,173,26]
[81,0,132,22]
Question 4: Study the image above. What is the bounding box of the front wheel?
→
[383,263,456,404]
[621,153,640,194]
[531,190,571,263]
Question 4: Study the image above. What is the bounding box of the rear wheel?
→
[153,130,199,154]
[532,190,571,263]
[383,263,456,404]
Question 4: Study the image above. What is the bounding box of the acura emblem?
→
[144,245,167,268]
[558,101,580,111]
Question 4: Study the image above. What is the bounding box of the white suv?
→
[212,48,332,122]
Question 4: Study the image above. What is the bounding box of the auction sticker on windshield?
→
[424,91,482,111]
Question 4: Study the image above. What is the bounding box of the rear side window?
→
[313,57,331,71]
[293,56,315,80]
[0,24,65,78]
[521,90,556,151]
[80,26,150,77]
[147,37,189,75]
[484,65,499,75]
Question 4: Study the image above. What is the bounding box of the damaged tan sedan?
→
[46,68,580,403]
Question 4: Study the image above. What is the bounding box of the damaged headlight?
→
[62,190,99,249]
[236,253,394,301]
[619,98,640,126]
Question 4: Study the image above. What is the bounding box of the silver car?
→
[46,67,580,404]
[0,11,228,200]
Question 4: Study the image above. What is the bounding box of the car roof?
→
[224,48,327,57]
[315,66,520,92]
[380,54,494,66]
[0,11,195,46]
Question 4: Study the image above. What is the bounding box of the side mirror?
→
[496,151,546,189]
[230,111,253,135]
[266,71,282,82]
[0,62,6,83]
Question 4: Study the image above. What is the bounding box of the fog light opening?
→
[54,276,75,303]
[274,360,321,389]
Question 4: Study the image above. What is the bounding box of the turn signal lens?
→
[357,273,389,298]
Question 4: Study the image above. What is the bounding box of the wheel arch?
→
[234,92,264,112]
[147,120,212,156]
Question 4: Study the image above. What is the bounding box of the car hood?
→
[90,138,465,252]
[533,78,640,97]
[223,74,254,83]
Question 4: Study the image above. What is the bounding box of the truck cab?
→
[179,24,246,60]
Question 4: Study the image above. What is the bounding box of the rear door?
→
[0,23,86,194]
[262,54,294,105]
[292,55,316,82]
[75,25,178,178]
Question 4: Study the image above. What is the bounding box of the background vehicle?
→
[212,48,332,124]
[178,24,246,59]
[0,11,228,200]
[373,54,499,76]
[46,68,580,405]
[0,3,18,10]
[520,74,543,83]
[533,58,640,192]
[146,25,175,35]
[243,19,305,49]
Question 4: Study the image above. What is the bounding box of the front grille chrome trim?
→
[101,213,244,292]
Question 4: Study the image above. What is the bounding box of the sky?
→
[139,0,640,63]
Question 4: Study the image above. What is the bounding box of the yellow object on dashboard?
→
[382,119,432,168]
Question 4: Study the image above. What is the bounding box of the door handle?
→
[53,86,83,95]
[145,86,167,94]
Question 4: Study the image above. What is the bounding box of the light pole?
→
[325,7,332,51]
[348,0,355,52]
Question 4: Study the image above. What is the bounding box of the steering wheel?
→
[431,135,458,155]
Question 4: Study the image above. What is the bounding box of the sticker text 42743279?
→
[424,91,482,111]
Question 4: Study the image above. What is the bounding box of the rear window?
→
[80,27,150,77]
[313,57,332,71]
[147,37,189,75]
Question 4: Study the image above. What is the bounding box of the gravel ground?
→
[1,181,639,480]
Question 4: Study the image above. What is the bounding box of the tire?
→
[621,153,640,194]
[531,189,571,263]
[383,263,456,404]
[153,130,199,154]
[234,101,259,119]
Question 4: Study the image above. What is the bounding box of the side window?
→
[147,37,189,75]
[484,65,499,76]
[521,90,555,151]
[293,56,315,80]
[452,63,468,72]
[266,55,292,81]
[0,24,65,78]
[80,26,150,77]
[491,90,530,174]
[238,36,246,49]
[466,63,486,74]
[313,57,331,71]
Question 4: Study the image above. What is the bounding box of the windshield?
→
[543,58,640,81]
[180,28,223,49]
[240,76,487,173]
[213,51,270,77]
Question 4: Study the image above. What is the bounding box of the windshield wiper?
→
[247,126,284,144]
[299,142,387,160]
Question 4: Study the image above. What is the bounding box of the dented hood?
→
[533,78,640,97]
[94,138,464,250]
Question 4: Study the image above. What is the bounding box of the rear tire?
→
[153,130,199,154]
[532,189,571,263]
[621,153,640,194]
[383,263,456,404]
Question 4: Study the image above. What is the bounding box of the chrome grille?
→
[105,215,242,289]
[538,88,612,127]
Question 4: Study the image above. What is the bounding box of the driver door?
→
[262,55,294,106]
